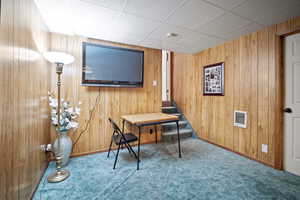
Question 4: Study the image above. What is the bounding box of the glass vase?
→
[53,129,72,167]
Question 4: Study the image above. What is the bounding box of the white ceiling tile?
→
[177,33,225,50]
[124,0,183,21]
[108,32,143,46]
[148,24,225,47]
[149,24,187,40]
[34,0,74,35]
[79,0,126,11]
[231,0,277,20]
[161,41,203,54]
[181,45,206,54]
[232,0,300,26]
[110,13,161,38]
[71,1,118,38]
[166,0,225,30]
[35,0,300,54]
[197,12,251,38]
[139,38,163,49]
[76,28,111,41]
[139,36,200,53]
[161,42,187,53]
[222,22,264,40]
[204,0,247,10]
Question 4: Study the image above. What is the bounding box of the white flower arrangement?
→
[48,91,81,131]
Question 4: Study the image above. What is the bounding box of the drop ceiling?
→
[34,0,300,54]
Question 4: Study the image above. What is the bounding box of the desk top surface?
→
[121,113,179,125]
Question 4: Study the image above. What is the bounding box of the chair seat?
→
[113,133,138,145]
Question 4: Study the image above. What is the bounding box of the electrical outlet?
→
[262,144,268,153]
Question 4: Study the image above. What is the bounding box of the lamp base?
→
[47,169,70,183]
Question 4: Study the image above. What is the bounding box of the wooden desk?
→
[121,113,182,170]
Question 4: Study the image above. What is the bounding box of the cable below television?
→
[72,88,101,153]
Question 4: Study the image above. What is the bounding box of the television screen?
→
[82,42,144,87]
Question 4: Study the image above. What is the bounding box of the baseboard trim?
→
[70,140,159,158]
[30,160,49,200]
[198,137,278,170]
[70,138,277,170]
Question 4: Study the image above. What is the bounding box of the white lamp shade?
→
[43,51,74,65]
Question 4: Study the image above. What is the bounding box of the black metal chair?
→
[107,118,139,169]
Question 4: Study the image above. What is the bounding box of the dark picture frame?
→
[203,62,224,96]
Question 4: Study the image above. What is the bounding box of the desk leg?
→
[155,125,158,144]
[122,119,125,133]
[176,121,182,158]
[137,126,141,170]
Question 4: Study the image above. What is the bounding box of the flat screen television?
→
[82,42,144,87]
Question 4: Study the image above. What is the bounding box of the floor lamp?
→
[44,51,75,183]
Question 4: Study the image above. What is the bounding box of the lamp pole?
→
[47,63,70,183]
[56,63,62,166]
[43,51,74,183]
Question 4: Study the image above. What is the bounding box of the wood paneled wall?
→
[0,0,50,199]
[49,34,162,156]
[172,16,300,168]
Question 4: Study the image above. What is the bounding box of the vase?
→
[53,130,72,167]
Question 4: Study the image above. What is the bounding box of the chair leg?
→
[124,143,132,154]
[107,137,113,158]
[113,143,121,169]
[127,143,139,161]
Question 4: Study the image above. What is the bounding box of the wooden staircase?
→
[161,104,193,142]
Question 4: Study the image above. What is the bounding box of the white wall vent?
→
[234,111,247,128]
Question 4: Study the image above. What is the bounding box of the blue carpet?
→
[34,138,300,200]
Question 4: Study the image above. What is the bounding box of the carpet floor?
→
[34,138,300,200]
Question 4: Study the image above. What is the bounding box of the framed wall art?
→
[203,62,224,96]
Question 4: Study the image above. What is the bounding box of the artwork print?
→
[203,62,224,96]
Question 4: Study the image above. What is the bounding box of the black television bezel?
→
[82,42,144,88]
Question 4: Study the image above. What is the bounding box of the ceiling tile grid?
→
[34,0,300,53]
[79,0,126,11]
[110,13,162,39]
[204,0,248,10]
[166,0,226,30]
[124,0,184,21]
[71,1,119,39]
[196,12,253,39]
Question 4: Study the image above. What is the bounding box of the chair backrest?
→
[108,118,130,143]
[108,118,123,136]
